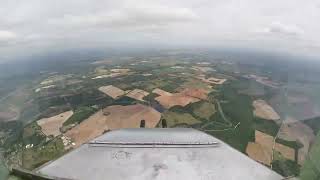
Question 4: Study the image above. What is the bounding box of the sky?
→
[0,0,320,61]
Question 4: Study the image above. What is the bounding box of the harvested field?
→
[246,142,272,165]
[152,88,200,109]
[278,120,315,165]
[65,104,161,147]
[126,89,149,101]
[182,79,213,91]
[64,110,109,148]
[152,88,172,96]
[253,100,280,121]
[179,88,209,100]
[103,104,160,129]
[274,143,296,161]
[246,130,295,166]
[37,111,73,137]
[98,85,125,99]
[162,111,201,127]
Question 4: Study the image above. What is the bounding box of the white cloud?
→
[257,22,304,37]
[0,30,17,41]
[0,0,320,59]
[48,4,198,29]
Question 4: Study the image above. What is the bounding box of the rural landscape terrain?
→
[1,50,320,179]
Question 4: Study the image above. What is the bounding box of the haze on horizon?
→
[0,0,320,61]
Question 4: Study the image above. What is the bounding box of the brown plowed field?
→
[37,111,74,137]
[253,100,280,121]
[65,104,161,147]
[126,89,149,101]
[98,85,125,99]
[278,120,315,165]
[152,88,201,109]
[246,130,295,166]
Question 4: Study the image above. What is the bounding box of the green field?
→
[207,80,255,152]
[0,157,9,180]
[192,101,216,120]
[253,118,279,136]
[22,138,65,170]
[300,132,320,180]
[63,106,96,126]
[162,111,202,127]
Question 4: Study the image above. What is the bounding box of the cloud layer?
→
[1,0,320,60]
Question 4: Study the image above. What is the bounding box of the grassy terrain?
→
[21,122,46,146]
[162,111,201,127]
[0,157,9,180]
[303,117,320,135]
[207,80,255,152]
[300,132,320,180]
[63,106,96,126]
[272,159,300,177]
[192,101,216,120]
[182,78,212,91]
[272,147,301,177]
[276,138,303,150]
[253,118,280,136]
[22,138,65,170]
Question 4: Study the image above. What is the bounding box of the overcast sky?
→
[1,0,320,61]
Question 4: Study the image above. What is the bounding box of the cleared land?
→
[278,120,315,165]
[179,88,209,100]
[65,104,161,147]
[126,89,149,101]
[246,130,295,166]
[152,88,200,109]
[162,111,201,127]
[246,142,272,165]
[152,88,172,96]
[98,85,125,99]
[253,100,280,121]
[37,111,74,137]
[102,104,161,129]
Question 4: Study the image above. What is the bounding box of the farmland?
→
[152,88,201,109]
[37,111,73,137]
[0,51,320,179]
[65,104,161,147]
[253,100,280,121]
